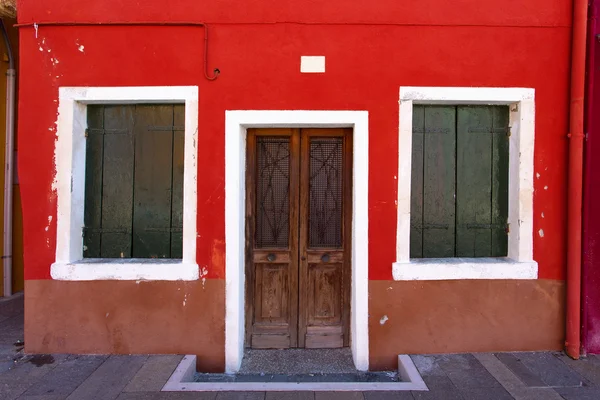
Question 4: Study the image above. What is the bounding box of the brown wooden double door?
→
[245,128,352,349]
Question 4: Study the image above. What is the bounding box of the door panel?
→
[246,129,299,349]
[246,128,351,349]
[307,137,344,248]
[299,129,351,349]
[305,261,344,348]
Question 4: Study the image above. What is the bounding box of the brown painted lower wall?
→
[25,279,225,372]
[368,279,565,370]
[26,278,564,373]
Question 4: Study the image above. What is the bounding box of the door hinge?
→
[84,128,89,138]
[506,223,510,234]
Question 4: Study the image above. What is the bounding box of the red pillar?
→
[582,0,600,354]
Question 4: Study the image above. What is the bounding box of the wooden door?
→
[245,128,352,349]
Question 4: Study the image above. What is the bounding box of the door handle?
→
[267,253,276,262]
[301,256,306,261]
[321,254,330,263]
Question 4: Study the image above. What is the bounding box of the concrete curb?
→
[162,354,429,392]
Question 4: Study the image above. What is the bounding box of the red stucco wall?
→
[16,0,574,367]
[18,0,571,282]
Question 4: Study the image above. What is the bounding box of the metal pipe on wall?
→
[566,0,589,359]
[0,19,15,297]
[14,21,220,81]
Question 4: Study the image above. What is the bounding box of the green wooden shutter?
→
[456,106,509,257]
[491,107,510,257]
[84,105,136,258]
[410,105,509,258]
[132,105,175,258]
[410,106,425,258]
[410,106,456,258]
[84,104,184,259]
[83,105,105,258]
[170,105,185,259]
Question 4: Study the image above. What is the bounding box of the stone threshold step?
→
[162,355,429,392]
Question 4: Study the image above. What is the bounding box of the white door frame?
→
[224,110,369,373]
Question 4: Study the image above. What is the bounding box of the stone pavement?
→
[2,293,600,399]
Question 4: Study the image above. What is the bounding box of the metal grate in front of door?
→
[309,137,343,248]
[256,136,291,248]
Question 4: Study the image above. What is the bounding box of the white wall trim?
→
[51,86,199,281]
[394,87,538,281]
[225,110,369,373]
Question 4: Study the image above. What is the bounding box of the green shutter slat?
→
[491,106,510,257]
[83,105,105,258]
[410,105,425,258]
[100,105,135,258]
[456,106,494,257]
[422,106,456,257]
[170,105,185,259]
[132,105,174,258]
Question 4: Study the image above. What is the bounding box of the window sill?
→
[51,259,199,281]
[392,258,538,281]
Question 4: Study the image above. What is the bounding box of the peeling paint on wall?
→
[45,216,52,232]
[200,267,208,287]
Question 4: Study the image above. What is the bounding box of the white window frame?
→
[51,86,199,281]
[394,87,538,281]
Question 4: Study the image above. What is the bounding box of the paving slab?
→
[66,355,148,400]
[493,353,547,387]
[418,375,456,391]
[364,391,415,400]
[473,353,563,400]
[0,359,14,372]
[435,354,501,389]
[0,343,20,360]
[265,392,315,400]
[0,315,24,346]
[216,393,266,400]
[555,352,600,386]
[0,354,69,386]
[21,355,107,397]
[116,393,217,400]
[459,387,513,400]
[123,355,183,392]
[555,386,600,400]
[0,382,29,400]
[411,388,463,400]
[410,355,447,377]
[410,355,457,391]
[586,354,600,366]
[314,392,364,400]
[513,352,588,388]
[0,293,24,321]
